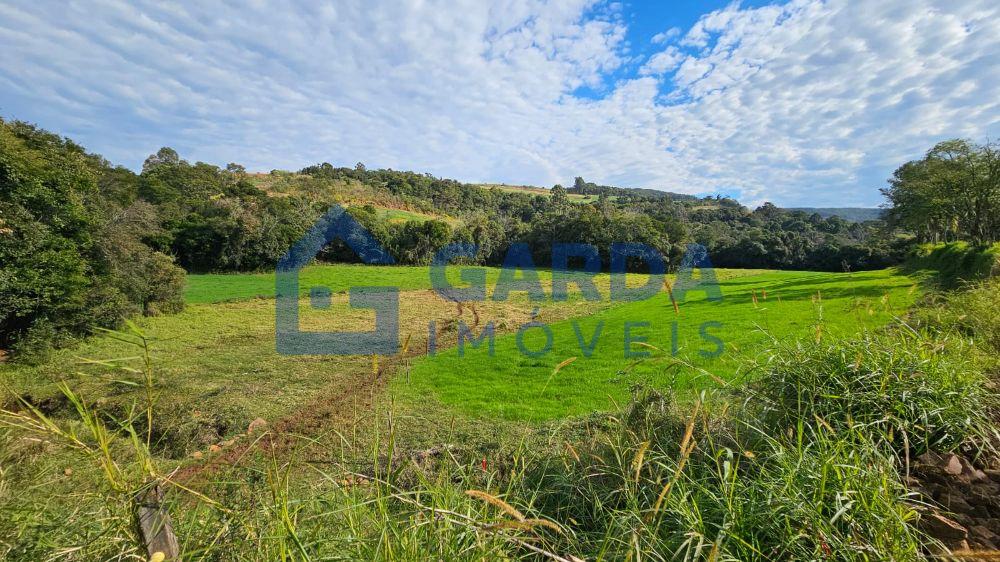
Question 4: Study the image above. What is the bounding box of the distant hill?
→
[566,177,702,202]
[788,208,884,222]
[485,180,720,205]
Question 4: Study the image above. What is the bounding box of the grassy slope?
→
[906,241,1000,287]
[376,207,446,224]
[477,183,615,203]
[398,268,918,421]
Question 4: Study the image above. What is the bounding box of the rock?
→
[974,480,1000,495]
[209,444,221,453]
[915,466,951,487]
[943,455,964,476]
[953,513,975,528]
[922,514,968,541]
[949,539,971,552]
[958,455,974,470]
[247,418,268,434]
[917,451,944,466]
[970,525,999,547]
[941,493,976,515]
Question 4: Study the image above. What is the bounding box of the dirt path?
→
[173,292,570,484]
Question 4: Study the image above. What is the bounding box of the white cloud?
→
[651,27,681,44]
[640,46,683,76]
[0,0,997,206]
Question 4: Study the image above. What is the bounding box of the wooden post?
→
[135,484,180,560]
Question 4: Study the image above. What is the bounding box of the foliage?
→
[292,165,901,272]
[0,119,184,356]
[525,389,924,561]
[882,139,1000,245]
[138,151,319,272]
[911,276,1000,377]
[904,241,1000,288]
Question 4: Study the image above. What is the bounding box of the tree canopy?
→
[882,139,1000,245]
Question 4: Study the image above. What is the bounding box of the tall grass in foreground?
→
[4,281,1000,560]
[748,331,997,457]
[525,389,926,560]
[912,277,1000,359]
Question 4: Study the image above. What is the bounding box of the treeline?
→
[138,148,317,271]
[0,120,185,355]
[295,164,899,271]
[566,176,702,202]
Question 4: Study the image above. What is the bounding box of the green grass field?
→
[185,264,439,303]
[398,268,918,420]
[374,207,459,225]
[1,263,947,560]
[5,265,918,454]
[184,263,520,304]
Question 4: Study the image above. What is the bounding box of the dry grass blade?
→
[632,441,650,484]
[541,356,577,394]
[664,280,680,315]
[938,551,1000,560]
[485,518,565,535]
[466,489,526,521]
[649,400,701,520]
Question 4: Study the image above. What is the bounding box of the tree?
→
[142,147,181,173]
[882,139,1000,245]
[1,120,184,356]
[550,184,568,206]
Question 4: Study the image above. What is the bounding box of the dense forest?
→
[2,117,996,355]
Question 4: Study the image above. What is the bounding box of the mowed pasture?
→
[3,264,917,458]
[400,268,918,420]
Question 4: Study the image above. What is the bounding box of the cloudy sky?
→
[1,0,998,206]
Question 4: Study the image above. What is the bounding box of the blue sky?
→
[1,0,998,207]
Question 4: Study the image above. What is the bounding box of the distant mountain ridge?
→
[490,179,883,222]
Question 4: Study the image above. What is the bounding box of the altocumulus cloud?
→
[0,0,997,206]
